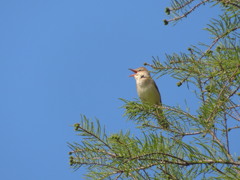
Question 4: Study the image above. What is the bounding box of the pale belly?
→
[137,83,160,105]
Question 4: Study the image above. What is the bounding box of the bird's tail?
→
[156,108,169,129]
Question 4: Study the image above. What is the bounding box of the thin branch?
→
[143,123,204,136]
[217,0,240,8]
[205,67,240,155]
[113,137,133,158]
[198,26,240,61]
[72,148,117,158]
[142,169,151,180]
[170,0,195,11]
[223,112,230,153]
[162,106,198,120]
[158,165,179,180]
[225,109,240,121]
[227,104,240,110]
[135,170,148,180]
[137,158,240,166]
[130,162,160,171]
[167,0,209,23]
[128,152,189,164]
[198,77,206,103]
[210,164,227,176]
[227,101,240,120]
[114,172,123,180]
[76,124,112,150]
[145,62,202,75]
[76,162,121,171]
[227,125,240,131]
[176,131,204,137]
[209,130,234,161]
[227,84,240,99]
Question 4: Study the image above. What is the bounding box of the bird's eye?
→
[141,75,144,78]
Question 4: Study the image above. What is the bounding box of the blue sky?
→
[0,1,235,180]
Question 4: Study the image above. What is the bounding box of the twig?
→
[114,172,123,180]
[128,152,189,164]
[158,165,179,180]
[167,0,209,23]
[198,26,240,61]
[143,123,203,137]
[227,126,240,131]
[225,110,240,121]
[75,122,113,150]
[170,0,195,11]
[137,158,240,166]
[223,112,230,153]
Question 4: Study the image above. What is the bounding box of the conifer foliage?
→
[68,1,240,179]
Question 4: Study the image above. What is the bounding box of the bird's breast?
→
[136,79,160,105]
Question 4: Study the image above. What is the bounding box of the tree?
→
[68,1,240,179]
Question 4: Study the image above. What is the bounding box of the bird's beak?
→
[129,68,137,77]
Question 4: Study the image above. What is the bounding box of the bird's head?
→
[129,67,151,81]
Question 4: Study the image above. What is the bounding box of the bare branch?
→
[170,0,195,11]
[166,0,209,23]
[227,125,240,131]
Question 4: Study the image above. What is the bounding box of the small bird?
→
[129,67,169,128]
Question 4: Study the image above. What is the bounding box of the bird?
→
[129,67,169,129]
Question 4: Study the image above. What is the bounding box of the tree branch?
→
[166,0,209,23]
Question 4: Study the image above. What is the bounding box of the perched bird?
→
[129,67,169,128]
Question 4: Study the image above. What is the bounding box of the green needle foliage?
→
[68,1,240,179]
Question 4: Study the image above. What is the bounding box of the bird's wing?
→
[153,80,162,104]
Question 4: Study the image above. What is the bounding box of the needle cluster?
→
[68,2,240,179]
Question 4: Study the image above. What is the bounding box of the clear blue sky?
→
[1,1,234,180]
